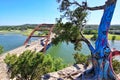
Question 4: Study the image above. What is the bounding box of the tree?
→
[4,50,65,80]
[53,0,88,50]
[112,35,116,42]
[54,0,120,80]
[91,34,97,41]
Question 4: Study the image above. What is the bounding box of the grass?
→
[0,30,11,34]
[1,30,120,40]
[108,34,120,40]
[0,29,34,36]
[84,34,120,40]
[84,34,93,39]
[0,29,47,36]
[21,29,33,36]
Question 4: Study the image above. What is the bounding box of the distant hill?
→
[0,24,38,28]
[0,24,120,30]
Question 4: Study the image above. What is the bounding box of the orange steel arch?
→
[24,24,54,53]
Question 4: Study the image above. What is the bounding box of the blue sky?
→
[0,0,120,25]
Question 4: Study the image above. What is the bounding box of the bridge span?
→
[0,33,55,80]
[0,24,55,80]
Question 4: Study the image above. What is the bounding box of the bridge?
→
[0,24,55,80]
[3,24,55,55]
[24,24,54,53]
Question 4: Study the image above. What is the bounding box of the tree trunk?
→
[80,1,119,80]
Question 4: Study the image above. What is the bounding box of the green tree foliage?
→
[112,59,120,74]
[4,50,65,80]
[84,30,98,34]
[90,34,98,41]
[53,0,87,50]
[73,52,88,64]
[112,35,116,41]
[0,25,35,31]
[0,45,4,54]
[73,52,91,65]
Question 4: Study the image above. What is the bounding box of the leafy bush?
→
[84,30,98,34]
[0,45,4,54]
[90,34,97,41]
[4,50,65,80]
[73,52,88,64]
[112,36,116,41]
[112,59,120,74]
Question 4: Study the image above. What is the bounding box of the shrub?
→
[73,52,88,64]
[4,50,65,80]
[112,59,120,74]
[112,36,116,41]
[90,34,97,41]
[0,45,4,54]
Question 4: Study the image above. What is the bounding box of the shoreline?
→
[0,30,32,36]
[1,30,120,40]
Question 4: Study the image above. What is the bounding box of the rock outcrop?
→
[41,64,86,80]
[41,64,120,80]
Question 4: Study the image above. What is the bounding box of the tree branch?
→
[85,0,117,11]
[80,32,95,54]
[69,1,82,7]
[86,5,105,11]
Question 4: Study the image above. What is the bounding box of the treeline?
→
[0,24,120,34]
[85,25,120,30]
[83,30,98,34]
[0,24,120,30]
[0,24,37,31]
[85,25,120,35]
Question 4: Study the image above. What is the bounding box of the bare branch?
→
[69,1,82,7]
[85,0,117,11]
[86,5,105,11]
[80,32,95,54]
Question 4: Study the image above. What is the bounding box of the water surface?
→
[0,34,120,64]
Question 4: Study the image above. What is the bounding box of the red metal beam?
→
[31,36,47,37]
[24,24,43,45]
[43,25,54,53]
[24,24,54,53]
[35,28,51,31]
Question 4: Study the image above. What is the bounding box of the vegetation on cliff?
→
[4,50,66,80]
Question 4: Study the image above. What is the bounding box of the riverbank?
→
[0,29,33,36]
[84,34,120,40]
[1,30,120,40]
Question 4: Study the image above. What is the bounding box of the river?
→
[0,33,120,64]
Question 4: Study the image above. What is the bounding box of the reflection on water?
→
[109,40,120,50]
[109,40,120,61]
[46,42,76,64]
[47,40,120,64]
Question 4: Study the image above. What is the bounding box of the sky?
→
[0,0,120,26]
